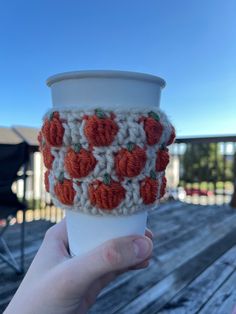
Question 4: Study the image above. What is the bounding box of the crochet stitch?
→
[39,107,175,216]
[155,147,170,172]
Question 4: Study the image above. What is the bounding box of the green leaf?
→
[148,111,160,121]
[49,112,54,120]
[127,142,135,152]
[95,108,106,119]
[150,170,157,180]
[103,173,111,185]
[161,144,168,151]
[58,172,64,183]
[73,143,82,153]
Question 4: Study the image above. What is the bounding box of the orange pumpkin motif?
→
[88,174,126,210]
[160,176,167,198]
[167,125,176,146]
[54,175,75,205]
[166,125,176,146]
[140,170,158,204]
[156,147,170,172]
[37,131,44,151]
[142,112,163,146]
[42,111,65,147]
[84,109,118,146]
[115,143,147,178]
[64,144,97,178]
[42,144,54,170]
[44,170,50,193]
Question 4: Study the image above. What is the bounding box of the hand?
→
[5,219,153,314]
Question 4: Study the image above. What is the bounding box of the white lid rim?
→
[46,70,166,88]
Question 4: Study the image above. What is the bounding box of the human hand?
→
[5,219,153,314]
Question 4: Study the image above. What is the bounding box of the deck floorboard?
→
[1,202,236,313]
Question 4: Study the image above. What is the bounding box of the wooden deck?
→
[1,201,236,313]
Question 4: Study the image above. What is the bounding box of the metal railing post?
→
[230,143,236,208]
[20,159,28,273]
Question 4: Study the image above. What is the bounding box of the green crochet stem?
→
[103,173,111,185]
[127,142,135,152]
[148,111,160,121]
[150,170,157,180]
[73,143,82,153]
[95,108,106,119]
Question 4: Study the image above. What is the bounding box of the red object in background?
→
[185,188,214,196]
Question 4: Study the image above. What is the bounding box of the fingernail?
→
[133,238,151,259]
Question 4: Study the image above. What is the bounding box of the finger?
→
[145,228,153,239]
[63,235,153,291]
[42,219,69,257]
[45,219,68,245]
[119,255,151,272]
[129,259,150,270]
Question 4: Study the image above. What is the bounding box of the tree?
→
[181,143,225,183]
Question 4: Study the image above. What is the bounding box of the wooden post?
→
[230,181,236,208]
[230,148,236,208]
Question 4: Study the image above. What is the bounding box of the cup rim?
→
[46,70,166,88]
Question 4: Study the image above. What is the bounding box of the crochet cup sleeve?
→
[38,107,176,216]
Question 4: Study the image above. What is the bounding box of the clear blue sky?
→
[0,0,235,136]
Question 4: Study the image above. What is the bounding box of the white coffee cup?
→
[46,70,166,256]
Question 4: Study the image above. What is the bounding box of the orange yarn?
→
[84,109,118,146]
[42,145,55,170]
[54,178,75,205]
[44,170,50,193]
[167,125,176,146]
[42,112,65,147]
[64,145,97,178]
[160,176,167,198]
[140,172,158,204]
[37,131,43,150]
[142,112,163,146]
[156,148,170,172]
[115,143,147,177]
[88,174,125,210]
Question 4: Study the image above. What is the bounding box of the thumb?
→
[64,235,152,290]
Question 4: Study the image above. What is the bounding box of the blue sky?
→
[0,0,235,136]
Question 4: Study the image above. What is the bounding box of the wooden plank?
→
[151,205,232,251]
[2,220,52,244]
[1,226,51,262]
[158,245,236,313]
[199,271,236,314]
[0,220,51,312]
[152,205,219,249]
[148,204,200,237]
[100,259,156,298]
[105,205,234,300]
[0,241,42,278]
[0,251,37,299]
[0,244,42,312]
[120,227,236,314]
[148,201,191,220]
[89,212,236,314]
[155,207,236,260]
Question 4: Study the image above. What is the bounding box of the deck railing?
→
[168,135,236,206]
[13,135,236,223]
